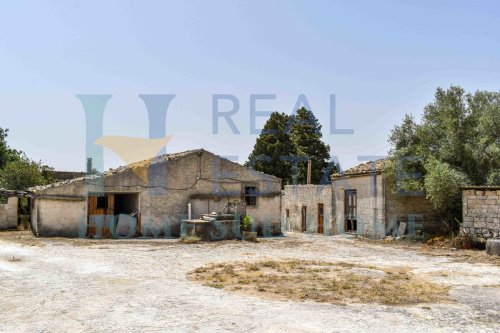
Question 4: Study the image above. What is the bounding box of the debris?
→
[397,222,407,237]
[486,239,500,256]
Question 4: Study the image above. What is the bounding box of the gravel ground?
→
[0,231,499,333]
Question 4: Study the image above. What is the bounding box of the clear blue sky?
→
[0,0,499,171]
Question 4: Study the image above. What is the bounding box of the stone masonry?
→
[462,187,500,240]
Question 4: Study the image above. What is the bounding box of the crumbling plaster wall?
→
[0,197,18,229]
[282,185,333,234]
[331,174,385,238]
[33,151,282,237]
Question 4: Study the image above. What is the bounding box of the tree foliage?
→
[0,127,53,190]
[0,128,21,169]
[247,108,335,185]
[246,112,296,185]
[385,86,500,215]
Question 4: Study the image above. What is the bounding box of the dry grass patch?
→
[179,236,202,244]
[188,259,449,305]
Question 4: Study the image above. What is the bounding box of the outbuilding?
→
[30,149,282,238]
[0,189,29,230]
[282,159,440,238]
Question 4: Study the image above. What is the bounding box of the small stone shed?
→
[30,149,282,238]
[0,189,28,230]
[282,159,440,238]
[462,186,500,240]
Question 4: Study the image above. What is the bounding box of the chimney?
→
[307,160,312,184]
[87,158,93,174]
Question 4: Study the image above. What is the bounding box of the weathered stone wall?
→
[33,198,87,236]
[33,150,282,237]
[282,185,333,234]
[384,185,440,235]
[462,188,500,239]
[332,174,385,238]
[0,197,18,229]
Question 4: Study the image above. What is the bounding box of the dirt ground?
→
[0,231,499,333]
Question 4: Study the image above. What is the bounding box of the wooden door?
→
[301,206,307,232]
[103,194,114,238]
[318,203,324,234]
[87,195,98,237]
[87,194,114,238]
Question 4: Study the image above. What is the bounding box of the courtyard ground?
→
[0,231,499,333]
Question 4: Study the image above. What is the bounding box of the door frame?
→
[301,206,307,232]
[87,192,141,238]
[344,190,357,233]
[317,203,324,234]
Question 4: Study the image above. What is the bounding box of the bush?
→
[424,157,469,211]
[242,215,254,232]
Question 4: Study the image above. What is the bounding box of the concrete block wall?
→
[462,189,500,239]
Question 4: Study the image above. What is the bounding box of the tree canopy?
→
[0,127,53,190]
[384,86,500,216]
[247,108,335,185]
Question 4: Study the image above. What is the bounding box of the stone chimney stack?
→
[307,160,312,184]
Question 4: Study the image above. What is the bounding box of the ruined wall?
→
[462,188,500,239]
[33,150,282,237]
[384,185,440,235]
[0,197,18,229]
[282,185,333,234]
[331,174,385,238]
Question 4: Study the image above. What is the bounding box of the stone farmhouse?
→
[282,160,440,238]
[29,149,282,238]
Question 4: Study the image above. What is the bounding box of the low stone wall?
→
[462,188,500,240]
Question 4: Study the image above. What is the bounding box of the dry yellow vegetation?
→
[188,259,450,305]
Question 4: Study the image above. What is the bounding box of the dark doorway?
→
[301,206,307,232]
[318,203,324,234]
[87,193,140,238]
[345,190,357,232]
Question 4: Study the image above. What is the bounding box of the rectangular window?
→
[0,195,8,204]
[244,186,257,206]
[96,195,108,209]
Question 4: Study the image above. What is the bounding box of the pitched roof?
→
[29,149,205,192]
[29,149,280,192]
[331,159,388,179]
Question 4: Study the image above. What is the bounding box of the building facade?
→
[282,160,440,238]
[30,149,282,238]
